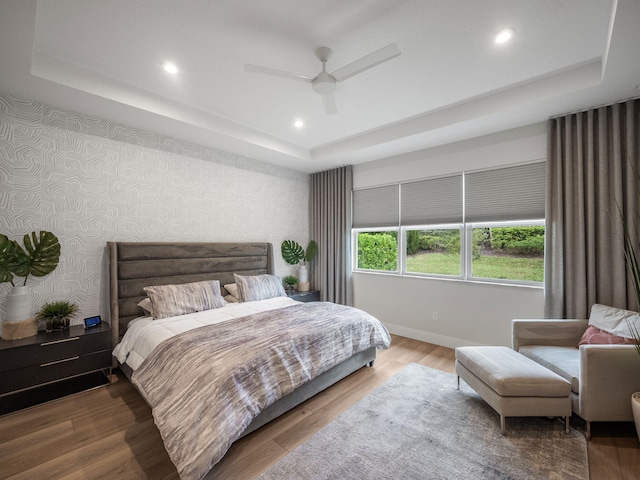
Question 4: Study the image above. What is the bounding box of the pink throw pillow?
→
[578,325,638,346]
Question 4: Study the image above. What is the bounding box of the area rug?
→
[258,363,589,480]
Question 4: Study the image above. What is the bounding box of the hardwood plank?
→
[0,334,638,480]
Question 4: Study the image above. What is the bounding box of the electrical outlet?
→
[432,311,439,321]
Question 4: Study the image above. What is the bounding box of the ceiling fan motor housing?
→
[312,72,337,94]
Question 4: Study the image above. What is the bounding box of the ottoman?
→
[455,346,571,434]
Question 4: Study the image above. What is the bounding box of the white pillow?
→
[143,280,227,319]
[233,273,286,302]
[137,297,155,316]
[224,283,239,299]
[588,303,640,339]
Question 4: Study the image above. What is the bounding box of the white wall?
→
[0,92,310,326]
[352,123,548,347]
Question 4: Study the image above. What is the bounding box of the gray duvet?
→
[131,301,391,480]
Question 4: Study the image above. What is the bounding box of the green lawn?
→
[406,252,544,282]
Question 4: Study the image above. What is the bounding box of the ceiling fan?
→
[244,43,401,115]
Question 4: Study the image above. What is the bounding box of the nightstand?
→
[0,323,112,414]
[287,290,320,302]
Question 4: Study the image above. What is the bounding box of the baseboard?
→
[384,323,485,349]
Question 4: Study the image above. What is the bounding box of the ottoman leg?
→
[500,414,506,435]
[565,416,570,435]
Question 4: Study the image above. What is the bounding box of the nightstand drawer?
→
[0,326,111,372]
[0,349,112,394]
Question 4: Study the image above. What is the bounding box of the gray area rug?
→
[258,363,589,480]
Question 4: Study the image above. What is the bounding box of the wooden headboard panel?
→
[108,242,274,347]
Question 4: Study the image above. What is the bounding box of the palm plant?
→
[618,157,640,357]
[623,219,640,358]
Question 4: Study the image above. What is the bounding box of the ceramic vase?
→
[1,286,36,339]
[4,285,32,322]
[298,265,310,292]
[632,392,640,442]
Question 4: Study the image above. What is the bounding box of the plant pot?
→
[298,265,310,292]
[632,392,640,442]
[44,317,71,333]
[4,285,32,322]
[298,265,309,283]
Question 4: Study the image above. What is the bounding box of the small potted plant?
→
[283,275,298,292]
[36,300,78,332]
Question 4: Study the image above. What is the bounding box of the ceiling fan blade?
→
[321,94,338,115]
[331,43,401,82]
[244,64,313,83]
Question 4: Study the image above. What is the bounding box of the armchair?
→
[512,318,640,439]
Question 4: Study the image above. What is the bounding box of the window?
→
[353,161,546,286]
[405,227,462,276]
[353,184,399,273]
[469,222,544,283]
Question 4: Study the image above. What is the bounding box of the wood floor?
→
[1,335,639,479]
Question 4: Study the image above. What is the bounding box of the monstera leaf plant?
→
[0,231,61,286]
[281,240,318,266]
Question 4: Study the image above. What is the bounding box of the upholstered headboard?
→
[108,241,274,348]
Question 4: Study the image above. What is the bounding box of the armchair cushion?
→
[588,303,640,338]
[578,325,638,346]
[519,346,580,394]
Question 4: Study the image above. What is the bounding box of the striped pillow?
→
[143,280,227,319]
[234,274,286,302]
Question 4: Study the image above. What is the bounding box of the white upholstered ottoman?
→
[455,346,572,435]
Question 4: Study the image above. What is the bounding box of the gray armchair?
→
[512,318,640,438]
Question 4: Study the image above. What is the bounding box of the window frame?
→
[353,227,400,274]
[464,219,545,286]
[351,162,546,288]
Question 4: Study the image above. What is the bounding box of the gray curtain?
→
[545,99,640,318]
[310,166,353,305]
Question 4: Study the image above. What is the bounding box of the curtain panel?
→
[545,98,640,318]
[310,166,353,306]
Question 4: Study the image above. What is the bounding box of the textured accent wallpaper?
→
[0,92,310,327]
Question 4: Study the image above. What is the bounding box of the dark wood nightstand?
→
[0,323,112,414]
[287,290,320,302]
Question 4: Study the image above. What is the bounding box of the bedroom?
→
[1,0,640,479]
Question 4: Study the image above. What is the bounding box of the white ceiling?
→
[1,0,639,173]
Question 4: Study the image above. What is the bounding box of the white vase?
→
[4,285,33,322]
[633,392,640,443]
[298,265,310,292]
[298,265,309,283]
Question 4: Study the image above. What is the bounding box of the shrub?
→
[489,226,544,256]
[417,230,459,254]
[357,232,398,270]
[406,230,421,255]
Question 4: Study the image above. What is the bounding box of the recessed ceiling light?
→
[494,28,515,44]
[163,62,178,74]
[293,119,304,129]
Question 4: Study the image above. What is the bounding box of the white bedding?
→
[112,296,298,371]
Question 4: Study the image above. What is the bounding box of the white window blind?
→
[401,174,463,226]
[352,184,399,228]
[465,162,546,222]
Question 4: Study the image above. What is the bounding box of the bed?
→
[108,241,391,480]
